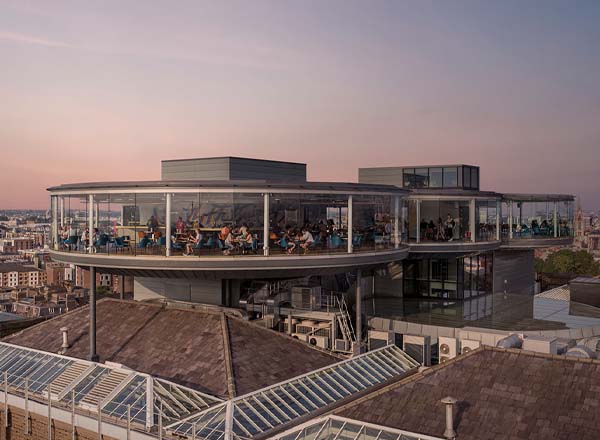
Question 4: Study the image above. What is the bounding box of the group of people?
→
[178,220,256,256]
[420,214,457,242]
[59,224,103,251]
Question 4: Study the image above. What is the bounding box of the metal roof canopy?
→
[166,345,419,439]
[0,342,223,429]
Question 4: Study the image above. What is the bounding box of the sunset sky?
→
[1,0,599,209]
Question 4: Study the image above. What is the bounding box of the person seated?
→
[184,228,203,256]
[223,231,236,255]
[299,228,314,254]
[147,215,159,233]
[175,217,186,234]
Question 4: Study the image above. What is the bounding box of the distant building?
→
[0,262,46,288]
[0,237,35,254]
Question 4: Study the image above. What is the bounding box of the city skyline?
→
[1,0,599,209]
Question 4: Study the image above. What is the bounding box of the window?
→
[429,168,443,188]
[463,167,471,189]
[443,167,458,187]
[402,168,414,188]
[414,168,429,188]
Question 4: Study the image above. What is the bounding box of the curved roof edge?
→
[47,179,408,194]
[501,193,575,202]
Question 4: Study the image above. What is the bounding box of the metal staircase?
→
[336,295,356,343]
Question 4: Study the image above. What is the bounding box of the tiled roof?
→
[0,263,41,273]
[335,347,600,440]
[536,284,570,301]
[2,299,339,399]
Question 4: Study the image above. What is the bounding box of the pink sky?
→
[1,1,599,210]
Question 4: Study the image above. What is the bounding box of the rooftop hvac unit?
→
[522,336,558,355]
[368,330,395,351]
[335,339,351,352]
[295,325,313,335]
[291,333,308,343]
[460,339,481,355]
[403,335,431,366]
[308,335,330,350]
[438,337,459,363]
[566,345,596,359]
[291,286,322,310]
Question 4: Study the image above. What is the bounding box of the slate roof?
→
[335,346,600,440]
[2,298,340,399]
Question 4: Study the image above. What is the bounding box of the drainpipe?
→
[441,396,458,439]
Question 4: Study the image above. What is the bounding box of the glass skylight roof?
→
[271,415,445,440]
[0,342,223,429]
[167,345,419,439]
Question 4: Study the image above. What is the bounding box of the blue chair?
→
[113,237,127,253]
[279,237,289,251]
[205,236,216,248]
[352,234,363,248]
[137,237,150,250]
[329,235,342,249]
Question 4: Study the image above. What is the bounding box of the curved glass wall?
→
[500,199,574,241]
[476,200,498,242]
[50,189,405,258]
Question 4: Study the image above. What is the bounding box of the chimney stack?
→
[441,396,458,439]
[60,327,69,354]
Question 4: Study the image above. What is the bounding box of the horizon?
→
[1,0,599,209]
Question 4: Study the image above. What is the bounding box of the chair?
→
[205,236,216,249]
[279,237,289,252]
[329,235,342,249]
[352,234,363,248]
[113,236,127,253]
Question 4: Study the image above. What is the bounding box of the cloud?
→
[0,29,286,70]
[0,30,74,48]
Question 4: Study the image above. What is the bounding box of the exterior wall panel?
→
[134,276,223,304]
[493,249,535,295]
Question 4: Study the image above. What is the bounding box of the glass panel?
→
[471,167,479,189]
[443,167,458,188]
[463,167,471,189]
[402,168,414,188]
[429,168,443,188]
[417,200,471,242]
[414,168,428,188]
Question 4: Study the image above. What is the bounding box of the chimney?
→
[441,396,458,439]
[60,327,69,354]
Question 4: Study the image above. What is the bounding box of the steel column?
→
[416,200,421,243]
[347,195,353,253]
[166,193,172,256]
[88,194,94,253]
[470,199,476,242]
[496,200,501,241]
[89,266,98,362]
[356,270,362,347]
[394,196,400,248]
[554,202,558,238]
[263,193,270,256]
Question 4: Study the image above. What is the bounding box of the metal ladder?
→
[336,295,356,343]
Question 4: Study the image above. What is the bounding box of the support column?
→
[470,199,476,242]
[51,196,59,251]
[120,275,125,300]
[394,196,400,248]
[60,196,65,227]
[355,270,362,348]
[263,193,270,256]
[508,201,513,239]
[416,200,421,243]
[88,194,94,254]
[347,195,353,253]
[496,200,501,241]
[165,193,172,256]
[89,266,98,362]
[554,202,558,238]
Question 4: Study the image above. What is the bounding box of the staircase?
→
[80,370,131,407]
[336,295,356,343]
[49,362,89,397]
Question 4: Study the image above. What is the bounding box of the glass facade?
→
[500,199,574,240]
[476,200,498,241]
[402,165,479,190]
[50,189,404,257]
[408,199,476,243]
[403,253,493,299]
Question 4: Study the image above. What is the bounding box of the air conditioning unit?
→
[522,336,557,355]
[291,333,308,343]
[291,286,322,310]
[295,325,313,335]
[368,330,395,351]
[438,337,459,363]
[460,339,481,354]
[263,314,276,329]
[308,335,330,350]
[402,335,431,366]
[334,339,351,352]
